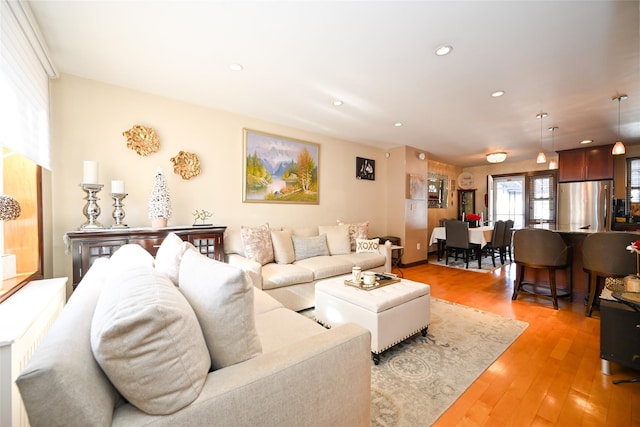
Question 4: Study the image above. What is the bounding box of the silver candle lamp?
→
[111,192,128,228]
[79,183,104,229]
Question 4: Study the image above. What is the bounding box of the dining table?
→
[429,225,494,261]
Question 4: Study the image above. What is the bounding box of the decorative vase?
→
[148,167,172,226]
[151,217,168,228]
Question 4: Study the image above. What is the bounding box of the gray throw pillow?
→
[179,250,262,370]
[91,264,210,415]
[292,234,330,261]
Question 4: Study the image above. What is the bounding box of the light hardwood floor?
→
[398,257,640,426]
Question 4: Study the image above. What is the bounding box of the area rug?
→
[430,256,510,273]
[370,298,528,426]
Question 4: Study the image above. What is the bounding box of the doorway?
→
[491,175,525,228]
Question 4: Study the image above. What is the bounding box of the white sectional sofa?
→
[224,223,392,311]
[17,237,372,427]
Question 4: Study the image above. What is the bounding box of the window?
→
[0,0,54,302]
[489,170,557,229]
[527,172,556,227]
[626,157,640,218]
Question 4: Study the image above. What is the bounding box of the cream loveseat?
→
[17,235,371,427]
[224,222,392,311]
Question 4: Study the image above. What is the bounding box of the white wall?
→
[49,74,392,281]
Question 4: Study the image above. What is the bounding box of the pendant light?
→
[536,112,548,163]
[612,94,627,155]
[548,126,558,170]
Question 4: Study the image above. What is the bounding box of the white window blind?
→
[0,0,56,169]
[527,172,556,224]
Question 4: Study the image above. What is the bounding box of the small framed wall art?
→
[356,157,375,180]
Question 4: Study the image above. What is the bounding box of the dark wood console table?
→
[65,225,226,289]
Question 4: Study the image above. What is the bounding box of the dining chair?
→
[512,228,572,310]
[503,219,514,262]
[445,220,481,269]
[582,232,639,317]
[482,220,505,267]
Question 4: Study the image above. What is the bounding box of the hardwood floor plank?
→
[403,257,640,426]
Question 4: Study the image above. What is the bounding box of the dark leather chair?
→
[482,220,506,267]
[582,232,639,317]
[503,219,514,262]
[435,218,456,260]
[445,220,481,269]
[512,228,572,310]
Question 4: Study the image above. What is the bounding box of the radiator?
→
[0,278,67,427]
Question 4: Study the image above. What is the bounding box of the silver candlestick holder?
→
[111,193,128,228]
[79,183,104,229]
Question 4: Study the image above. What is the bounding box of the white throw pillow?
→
[356,238,380,253]
[109,243,154,268]
[271,229,295,264]
[90,263,210,415]
[240,223,274,265]
[337,220,369,251]
[291,234,330,261]
[318,225,351,255]
[179,250,262,370]
[155,232,196,285]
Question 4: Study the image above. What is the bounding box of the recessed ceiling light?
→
[580,139,593,144]
[491,90,505,97]
[394,122,403,127]
[229,63,243,71]
[434,45,453,56]
[333,100,343,106]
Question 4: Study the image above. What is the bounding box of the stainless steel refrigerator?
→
[557,180,613,232]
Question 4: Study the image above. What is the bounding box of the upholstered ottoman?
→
[315,275,430,364]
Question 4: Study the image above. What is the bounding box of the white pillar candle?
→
[111,180,125,194]
[83,161,99,184]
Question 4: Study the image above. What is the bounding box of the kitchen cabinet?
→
[558,145,614,182]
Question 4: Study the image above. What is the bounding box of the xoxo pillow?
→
[356,238,379,253]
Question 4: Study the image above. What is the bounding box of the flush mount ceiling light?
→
[333,100,343,106]
[612,94,628,155]
[228,63,243,71]
[580,139,593,144]
[394,122,403,127]
[486,152,507,163]
[434,45,453,56]
[548,126,558,170]
[536,112,548,164]
[491,90,505,97]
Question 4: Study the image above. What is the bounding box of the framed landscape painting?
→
[243,129,320,204]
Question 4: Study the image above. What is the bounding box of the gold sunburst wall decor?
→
[122,124,160,156]
[170,151,201,180]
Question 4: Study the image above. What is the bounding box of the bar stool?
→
[582,232,639,317]
[512,228,572,310]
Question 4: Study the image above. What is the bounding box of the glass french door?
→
[491,175,525,229]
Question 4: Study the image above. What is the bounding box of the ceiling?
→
[27,0,640,167]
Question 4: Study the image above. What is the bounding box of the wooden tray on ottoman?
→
[344,273,400,291]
